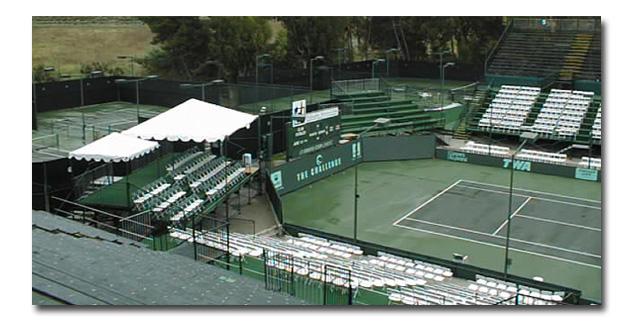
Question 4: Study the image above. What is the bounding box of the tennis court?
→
[281,158,602,300]
[393,179,601,268]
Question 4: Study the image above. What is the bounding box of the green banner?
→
[575,168,599,181]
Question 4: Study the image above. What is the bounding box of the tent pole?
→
[126,161,131,209]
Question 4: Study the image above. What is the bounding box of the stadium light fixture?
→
[330,48,349,75]
[440,62,456,106]
[372,59,386,79]
[383,48,399,78]
[117,55,135,77]
[256,54,273,102]
[353,118,391,242]
[310,56,325,90]
[179,79,225,102]
[114,76,159,122]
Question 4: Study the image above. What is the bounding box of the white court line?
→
[459,179,602,204]
[392,179,462,226]
[514,214,601,232]
[398,211,601,259]
[492,197,532,235]
[393,223,601,269]
[456,185,602,211]
[403,217,495,238]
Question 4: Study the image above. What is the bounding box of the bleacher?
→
[169,228,565,305]
[516,149,567,165]
[529,89,594,139]
[477,85,541,133]
[332,91,442,135]
[591,105,601,140]
[133,147,250,222]
[487,20,601,82]
[460,141,510,157]
[579,157,601,170]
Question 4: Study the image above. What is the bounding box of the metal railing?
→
[512,18,600,33]
[484,20,513,77]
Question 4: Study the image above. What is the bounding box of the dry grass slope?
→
[32,24,156,75]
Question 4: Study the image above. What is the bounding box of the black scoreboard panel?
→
[287,109,341,159]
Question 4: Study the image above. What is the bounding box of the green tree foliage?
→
[277,17,348,68]
[79,61,124,76]
[32,65,59,83]
[139,17,212,80]
[206,16,273,81]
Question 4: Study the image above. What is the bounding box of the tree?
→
[277,17,348,68]
[139,17,212,80]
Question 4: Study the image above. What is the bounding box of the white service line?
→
[402,217,495,237]
[492,197,532,236]
[457,184,602,211]
[393,223,601,269]
[459,179,602,204]
[392,179,462,226]
[515,214,601,232]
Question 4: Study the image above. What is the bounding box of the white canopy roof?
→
[68,132,159,163]
[122,98,258,143]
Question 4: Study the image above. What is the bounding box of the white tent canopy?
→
[68,132,160,163]
[122,99,258,143]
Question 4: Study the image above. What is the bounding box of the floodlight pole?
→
[384,48,398,78]
[503,137,532,280]
[353,119,390,242]
[310,56,324,91]
[372,59,385,79]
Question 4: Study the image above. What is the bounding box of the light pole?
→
[353,118,391,242]
[194,60,224,81]
[32,67,56,131]
[503,132,538,280]
[114,75,159,122]
[310,56,325,90]
[383,48,398,78]
[256,54,271,103]
[330,48,348,78]
[117,55,135,77]
[179,79,225,102]
[60,70,103,107]
[372,59,386,79]
[441,62,456,106]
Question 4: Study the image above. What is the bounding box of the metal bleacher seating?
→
[530,89,594,139]
[460,141,510,157]
[579,156,601,170]
[516,149,567,164]
[591,105,601,140]
[478,85,541,133]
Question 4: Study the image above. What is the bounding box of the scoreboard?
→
[287,104,341,159]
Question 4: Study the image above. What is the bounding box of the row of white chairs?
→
[529,89,594,136]
[592,107,602,140]
[516,149,566,164]
[460,141,510,156]
[474,275,564,304]
[478,85,540,131]
[579,157,601,170]
[170,153,216,179]
[188,159,231,188]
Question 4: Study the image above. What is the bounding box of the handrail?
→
[484,19,513,78]
[51,196,123,220]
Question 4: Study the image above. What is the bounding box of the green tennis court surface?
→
[281,158,602,301]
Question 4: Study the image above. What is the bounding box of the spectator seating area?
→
[133,147,249,222]
[530,89,594,139]
[332,91,442,135]
[579,156,601,170]
[592,105,601,140]
[516,149,567,164]
[169,228,562,305]
[477,85,541,133]
[460,141,510,157]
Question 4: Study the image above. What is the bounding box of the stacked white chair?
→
[579,156,601,170]
[478,85,541,133]
[531,89,594,139]
[516,149,567,164]
[592,105,601,140]
[460,141,510,157]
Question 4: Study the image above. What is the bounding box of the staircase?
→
[453,88,489,140]
[559,33,593,82]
